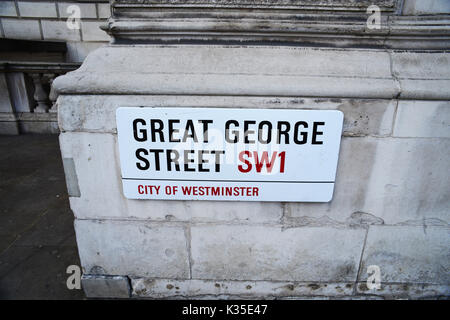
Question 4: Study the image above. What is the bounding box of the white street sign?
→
[116,107,343,202]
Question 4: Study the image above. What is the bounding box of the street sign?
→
[116,107,343,202]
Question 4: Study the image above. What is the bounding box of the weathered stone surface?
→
[0,121,19,135]
[58,95,395,137]
[113,0,396,9]
[42,20,81,42]
[128,200,283,223]
[393,51,450,80]
[53,46,399,99]
[52,19,450,300]
[346,212,384,227]
[82,274,130,298]
[59,108,449,226]
[131,277,450,299]
[403,0,450,15]
[359,226,450,284]
[0,135,84,299]
[361,138,450,224]
[131,278,354,299]
[81,21,110,41]
[355,282,450,299]
[75,46,392,77]
[285,137,376,224]
[398,79,450,100]
[4,73,33,113]
[17,1,57,18]
[287,137,450,225]
[59,131,282,223]
[190,225,366,282]
[18,120,59,134]
[0,1,17,17]
[58,2,97,19]
[1,18,41,40]
[59,132,125,217]
[107,0,449,50]
[97,3,111,19]
[0,74,19,135]
[393,100,450,138]
[75,219,190,278]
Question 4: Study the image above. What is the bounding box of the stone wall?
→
[55,44,450,299]
[0,1,110,62]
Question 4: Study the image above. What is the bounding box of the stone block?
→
[1,18,41,40]
[82,274,130,298]
[81,21,109,41]
[359,226,450,284]
[0,74,19,135]
[0,120,19,135]
[393,100,450,138]
[59,131,283,223]
[17,1,57,18]
[336,99,396,136]
[287,137,450,225]
[402,0,450,15]
[75,219,190,279]
[58,2,97,19]
[131,278,354,299]
[190,225,366,282]
[0,1,17,17]
[62,158,81,197]
[128,200,283,223]
[42,20,81,41]
[393,51,450,80]
[97,3,110,19]
[65,42,107,63]
[57,95,395,137]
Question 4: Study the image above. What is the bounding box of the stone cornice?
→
[112,0,397,12]
[104,15,450,49]
[52,45,450,100]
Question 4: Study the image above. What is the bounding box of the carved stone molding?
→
[104,0,450,49]
[113,0,397,11]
